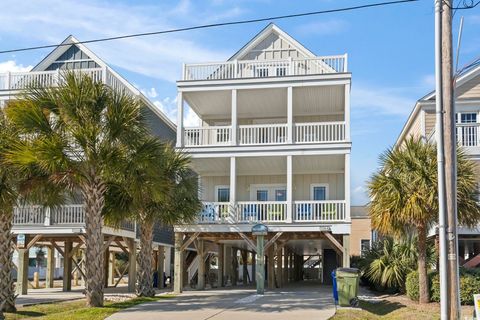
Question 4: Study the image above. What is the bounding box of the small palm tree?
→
[368,137,480,303]
[105,140,200,297]
[4,72,147,307]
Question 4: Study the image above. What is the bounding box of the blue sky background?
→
[1,0,479,205]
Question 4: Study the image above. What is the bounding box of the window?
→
[312,186,327,201]
[256,190,268,201]
[276,67,287,76]
[275,189,286,201]
[361,239,371,256]
[456,112,478,147]
[255,67,269,78]
[216,188,230,202]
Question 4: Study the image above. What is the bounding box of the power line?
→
[0,0,419,55]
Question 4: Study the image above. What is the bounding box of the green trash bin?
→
[335,268,360,307]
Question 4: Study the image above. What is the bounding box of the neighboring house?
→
[0,36,175,294]
[173,24,352,290]
[396,64,480,268]
[350,206,375,257]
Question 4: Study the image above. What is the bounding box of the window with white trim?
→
[360,239,371,256]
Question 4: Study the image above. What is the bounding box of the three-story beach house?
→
[173,24,352,291]
[396,63,480,268]
[1,36,175,294]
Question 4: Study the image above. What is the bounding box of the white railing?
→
[236,201,287,223]
[239,124,287,145]
[183,55,347,81]
[0,68,104,91]
[13,204,135,231]
[198,202,232,223]
[457,123,480,147]
[293,200,346,222]
[295,122,346,143]
[13,205,46,225]
[51,204,85,224]
[184,126,232,147]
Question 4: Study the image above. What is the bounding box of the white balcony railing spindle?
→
[239,124,287,145]
[295,122,345,143]
[293,200,346,222]
[184,126,232,147]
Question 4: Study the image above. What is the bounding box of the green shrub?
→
[410,269,480,305]
[406,271,420,301]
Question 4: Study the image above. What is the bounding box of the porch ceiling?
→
[190,154,345,176]
[184,85,345,121]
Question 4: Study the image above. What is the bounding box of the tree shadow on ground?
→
[6,310,46,317]
[359,300,406,316]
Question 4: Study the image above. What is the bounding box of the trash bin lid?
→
[336,267,360,274]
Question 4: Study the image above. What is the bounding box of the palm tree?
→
[368,137,480,303]
[105,140,200,297]
[4,72,147,307]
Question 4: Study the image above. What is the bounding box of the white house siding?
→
[199,173,345,202]
[239,32,308,61]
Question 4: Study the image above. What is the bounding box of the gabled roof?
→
[228,23,316,61]
[32,35,176,131]
[395,63,480,147]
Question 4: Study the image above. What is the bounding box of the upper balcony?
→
[428,123,480,155]
[182,55,348,81]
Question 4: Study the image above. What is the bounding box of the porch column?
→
[16,246,29,295]
[231,89,237,146]
[157,246,165,289]
[176,91,184,148]
[345,153,351,221]
[173,233,184,294]
[287,86,293,143]
[104,249,109,287]
[267,246,275,289]
[242,250,248,285]
[276,246,283,288]
[283,247,288,284]
[251,253,256,284]
[224,245,232,286]
[197,241,206,290]
[63,241,72,292]
[109,251,116,286]
[127,239,137,293]
[343,235,351,267]
[232,248,239,286]
[230,157,236,206]
[165,247,172,281]
[46,246,55,289]
[287,155,293,223]
[217,243,224,287]
[345,83,350,141]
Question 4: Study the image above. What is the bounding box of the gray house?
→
[0,35,176,294]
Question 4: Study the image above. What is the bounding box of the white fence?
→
[457,123,480,147]
[183,55,348,81]
[198,202,232,223]
[293,200,346,222]
[295,122,345,143]
[238,124,288,145]
[237,201,287,222]
[184,126,232,146]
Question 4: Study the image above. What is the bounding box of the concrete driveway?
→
[107,282,336,320]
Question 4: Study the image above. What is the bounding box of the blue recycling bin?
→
[331,270,338,304]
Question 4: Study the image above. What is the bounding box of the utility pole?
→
[441,1,461,319]
[434,1,448,319]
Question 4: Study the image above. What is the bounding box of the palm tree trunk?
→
[82,179,106,307]
[137,219,155,297]
[418,225,429,304]
[0,209,16,313]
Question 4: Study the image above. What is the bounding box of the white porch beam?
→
[345,153,351,221]
[231,89,237,146]
[286,155,293,223]
[344,83,351,141]
[230,157,236,205]
[176,91,184,148]
[287,86,293,144]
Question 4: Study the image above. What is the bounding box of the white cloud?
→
[295,19,348,36]
[352,185,369,206]
[0,60,33,73]
[0,0,240,82]
[351,85,416,116]
[151,94,200,127]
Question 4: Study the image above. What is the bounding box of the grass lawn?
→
[331,295,475,320]
[4,295,175,320]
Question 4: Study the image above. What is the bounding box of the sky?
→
[1,0,479,205]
